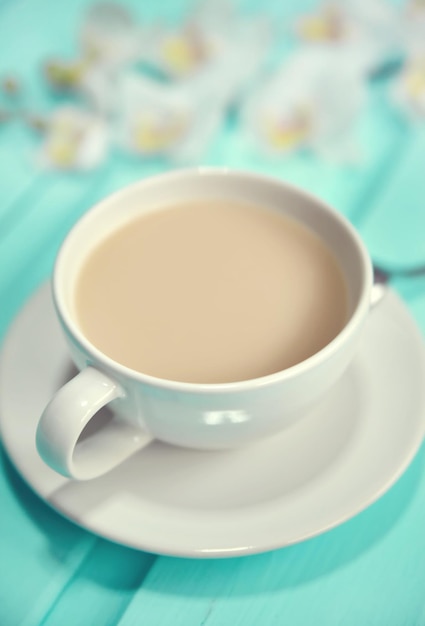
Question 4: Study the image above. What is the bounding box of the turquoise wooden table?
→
[1,0,425,625]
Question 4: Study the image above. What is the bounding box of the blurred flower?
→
[44,58,90,92]
[241,47,367,160]
[141,0,235,79]
[153,24,215,78]
[140,0,272,105]
[296,4,346,42]
[25,113,49,132]
[2,76,21,97]
[295,0,402,76]
[80,2,141,68]
[261,105,313,152]
[113,72,225,163]
[401,0,425,57]
[39,107,108,170]
[44,3,140,100]
[392,53,425,121]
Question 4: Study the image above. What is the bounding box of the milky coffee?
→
[74,200,347,383]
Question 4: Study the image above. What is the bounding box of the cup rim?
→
[53,166,373,393]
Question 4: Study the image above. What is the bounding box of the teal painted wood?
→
[40,543,156,626]
[0,127,41,217]
[0,455,97,626]
[359,128,425,267]
[0,454,157,626]
[0,0,425,625]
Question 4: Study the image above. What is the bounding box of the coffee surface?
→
[74,200,347,383]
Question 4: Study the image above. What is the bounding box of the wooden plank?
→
[40,543,156,626]
[0,455,96,626]
[358,129,425,267]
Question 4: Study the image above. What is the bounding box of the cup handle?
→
[36,366,153,480]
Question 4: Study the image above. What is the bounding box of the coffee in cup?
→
[75,198,348,384]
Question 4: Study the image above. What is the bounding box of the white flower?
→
[295,0,402,76]
[39,107,108,170]
[392,53,425,121]
[241,47,367,160]
[80,2,141,68]
[113,71,226,162]
[139,0,271,104]
[140,0,235,79]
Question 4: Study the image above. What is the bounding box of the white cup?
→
[36,168,373,480]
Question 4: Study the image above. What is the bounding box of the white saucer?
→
[1,284,425,558]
